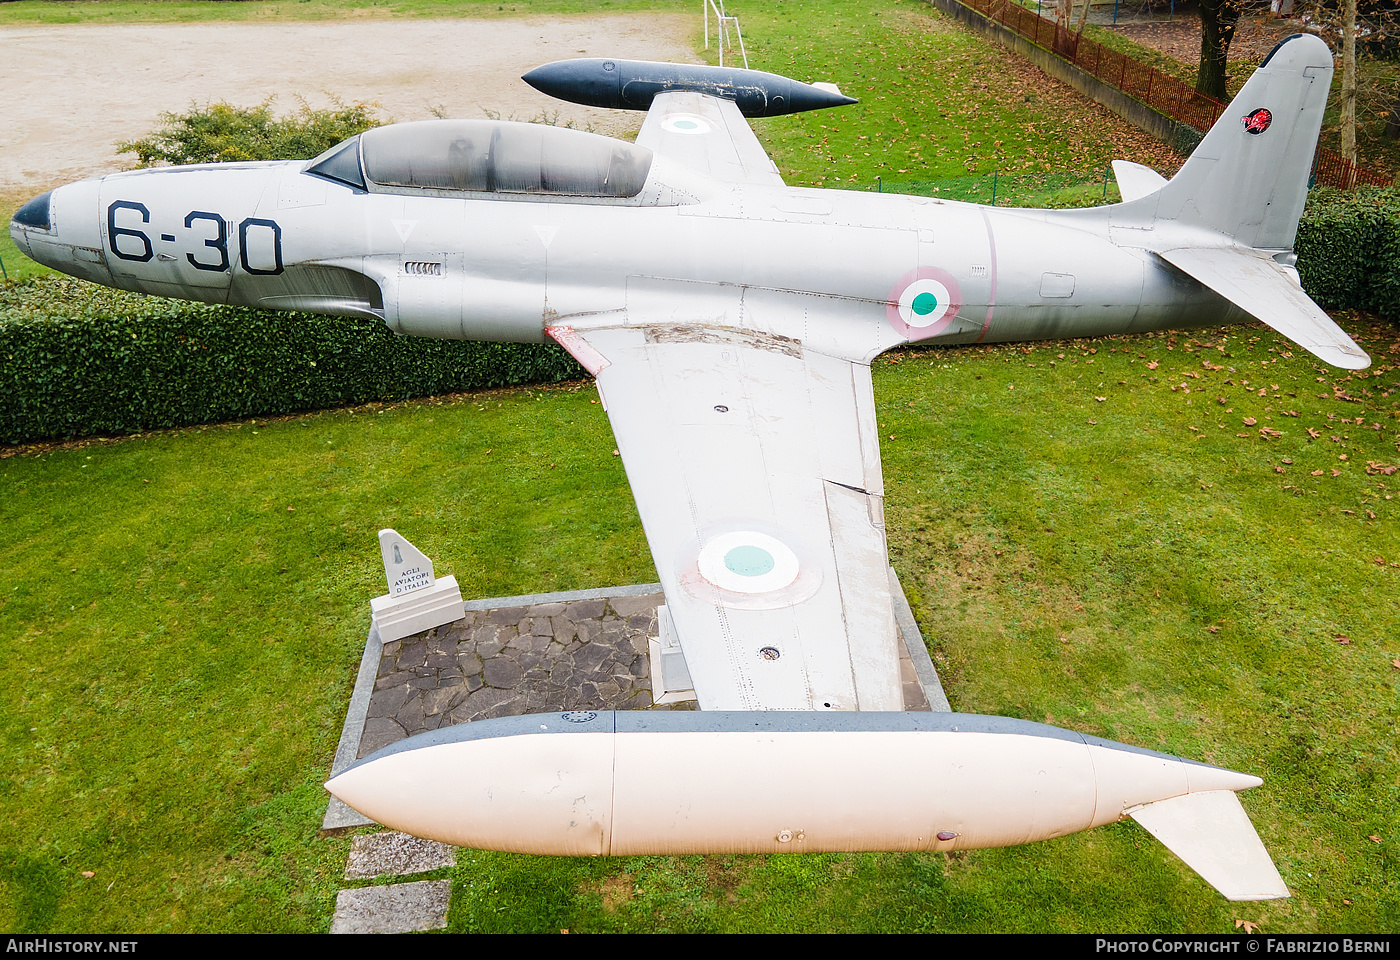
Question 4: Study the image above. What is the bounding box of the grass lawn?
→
[2,0,1397,934]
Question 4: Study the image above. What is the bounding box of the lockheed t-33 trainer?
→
[12,34,1366,901]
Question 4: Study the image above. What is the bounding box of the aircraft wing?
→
[548,320,904,712]
[636,90,786,186]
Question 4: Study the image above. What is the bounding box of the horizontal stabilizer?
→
[1158,246,1370,370]
[1111,160,1167,202]
[1129,790,1289,901]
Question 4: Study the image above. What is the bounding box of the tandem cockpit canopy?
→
[304,119,654,199]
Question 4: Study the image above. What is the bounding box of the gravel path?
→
[0,14,698,191]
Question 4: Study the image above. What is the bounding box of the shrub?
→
[0,280,583,445]
[1295,185,1400,322]
[117,99,382,166]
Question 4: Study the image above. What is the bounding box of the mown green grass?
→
[0,385,646,931]
[3,0,1397,934]
[6,321,1396,932]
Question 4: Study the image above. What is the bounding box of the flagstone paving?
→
[344,831,456,881]
[359,591,679,759]
[331,881,451,934]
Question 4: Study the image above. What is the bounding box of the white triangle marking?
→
[391,219,418,244]
[534,225,559,249]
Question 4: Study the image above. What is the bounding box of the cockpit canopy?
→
[305,119,653,199]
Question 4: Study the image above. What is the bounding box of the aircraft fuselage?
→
[16,157,1236,364]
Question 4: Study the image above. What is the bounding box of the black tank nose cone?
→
[12,191,53,231]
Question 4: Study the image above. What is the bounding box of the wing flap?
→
[1158,245,1370,370]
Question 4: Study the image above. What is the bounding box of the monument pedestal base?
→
[370,576,464,644]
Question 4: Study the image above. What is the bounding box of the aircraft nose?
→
[11,190,53,231]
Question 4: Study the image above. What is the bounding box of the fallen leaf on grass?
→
[1332,469,1343,477]
[1369,835,1382,844]
[1274,466,1286,473]
[1335,634,1351,644]
[1391,659,1400,670]
[1243,417,1257,426]
[1095,396,1106,402]
[1235,920,1259,934]
[1147,360,1159,370]
[81,871,95,879]
[1366,461,1398,476]
[1307,427,1321,439]
[1260,427,1281,439]
[1312,469,1324,476]
[1207,625,1221,633]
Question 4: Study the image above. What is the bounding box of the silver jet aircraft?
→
[11,32,1366,900]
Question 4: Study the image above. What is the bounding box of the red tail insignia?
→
[1242,108,1273,135]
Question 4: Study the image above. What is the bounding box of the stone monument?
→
[369,529,464,643]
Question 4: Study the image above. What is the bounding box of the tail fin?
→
[1110,33,1370,370]
[1150,32,1333,250]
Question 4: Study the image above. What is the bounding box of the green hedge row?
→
[0,279,583,445]
[1295,186,1400,322]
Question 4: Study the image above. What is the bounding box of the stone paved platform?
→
[359,590,678,759]
[322,574,948,832]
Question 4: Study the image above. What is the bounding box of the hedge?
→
[0,279,582,445]
[1295,185,1400,322]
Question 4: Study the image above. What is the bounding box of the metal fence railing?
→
[956,0,1392,189]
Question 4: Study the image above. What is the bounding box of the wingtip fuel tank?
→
[326,710,1288,900]
[522,57,858,117]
